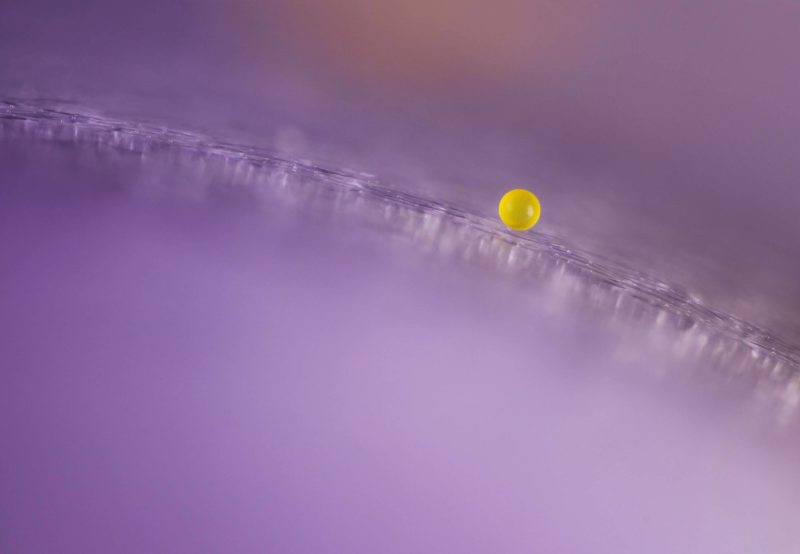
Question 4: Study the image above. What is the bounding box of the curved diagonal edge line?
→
[3,96,800,423]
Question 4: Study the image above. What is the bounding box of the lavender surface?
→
[2,1,800,552]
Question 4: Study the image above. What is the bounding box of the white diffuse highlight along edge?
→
[2,97,800,427]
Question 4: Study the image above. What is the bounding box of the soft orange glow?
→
[232,0,603,91]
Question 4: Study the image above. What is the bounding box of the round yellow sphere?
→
[498,189,541,231]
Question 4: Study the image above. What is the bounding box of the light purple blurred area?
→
[3,1,800,552]
[2,142,800,553]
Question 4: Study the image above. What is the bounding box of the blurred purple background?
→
[3,0,799,339]
[2,1,800,552]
